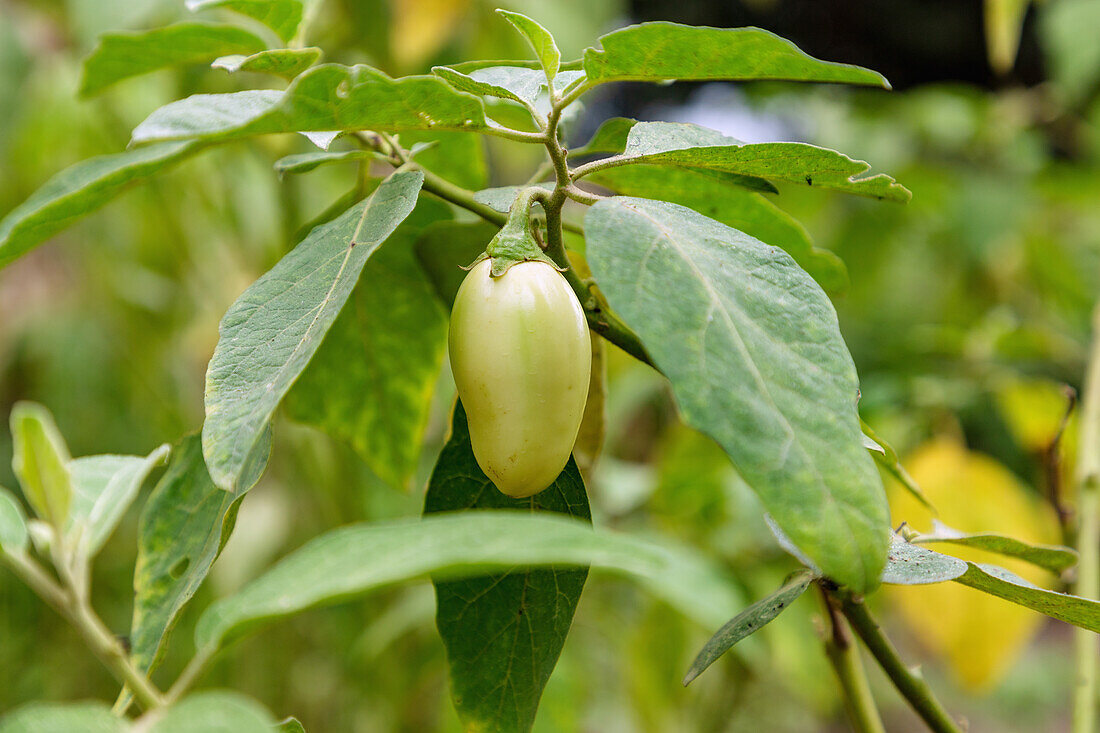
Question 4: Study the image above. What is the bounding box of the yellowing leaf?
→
[390,0,471,70]
[995,376,1075,453]
[887,436,1061,690]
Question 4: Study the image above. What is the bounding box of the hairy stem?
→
[1073,303,1100,733]
[2,552,165,711]
[840,596,962,733]
[821,587,886,733]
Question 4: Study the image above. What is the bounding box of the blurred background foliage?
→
[1,0,1099,730]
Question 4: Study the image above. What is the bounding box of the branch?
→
[1073,302,1100,733]
[839,595,963,733]
[820,586,885,733]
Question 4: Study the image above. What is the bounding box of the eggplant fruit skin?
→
[448,258,591,497]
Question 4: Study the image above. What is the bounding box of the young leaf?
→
[860,418,934,510]
[0,701,125,733]
[0,486,28,556]
[880,533,967,585]
[187,0,305,44]
[128,432,269,685]
[578,122,911,202]
[10,402,72,531]
[583,23,890,88]
[496,10,561,84]
[569,117,637,157]
[683,569,816,685]
[283,198,452,490]
[131,65,493,146]
[202,169,423,491]
[273,149,380,177]
[588,166,847,293]
[147,691,277,733]
[80,23,267,97]
[212,47,322,79]
[193,512,741,658]
[0,141,200,269]
[67,444,171,561]
[913,520,1078,575]
[585,197,890,592]
[425,402,591,733]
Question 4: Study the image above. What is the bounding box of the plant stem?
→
[820,588,886,733]
[1073,303,1100,733]
[569,153,632,181]
[1,552,165,711]
[840,596,962,733]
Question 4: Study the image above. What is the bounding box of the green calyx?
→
[484,187,561,277]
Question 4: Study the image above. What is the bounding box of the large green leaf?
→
[585,197,889,592]
[425,403,590,733]
[147,691,277,733]
[583,23,890,88]
[283,198,451,490]
[579,122,911,202]
[193,512,741,659]
[589,166,847,293]
[432,66,584,120]
[0,141,200,269]
[397,130,488,191]
[212,47,322,80]
[187,0,305,43]
[131,65,494,146]
[0,702,124,733]
[128,432,269,682]
[10,402,72,531]
[202,169,423,491]
[413,220,497,309]
[80,23,266,96]
[67,445,170,560]
[0,486,28,556]
[683,569,816,686]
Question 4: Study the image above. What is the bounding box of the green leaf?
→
[432,66,584,119]
[880,534,967,585]
[67,444,170,560]
[447,58,582,74]
[881,535,1100,632]
[472,183,556,213]
[588,166,847,293]
[128,432,269,682]
[413,220,497,309]
[496,10,561,84]
[276,718,306,733]
[193,511,741,658]
[570,117,637,157]
[860,418,934,511]
[585,197,889,592]
[0,701,124,733]
[212,47,322,79]
[273,149,379,177]
[0,141,199,269]
[913,520,1078,574]
[148,691,276,733]
[954,562,1100,632]
[131,65,493,146]
[425,403,590,733]
[202,169,423,491]
[583,23,890,88]
[283,198,451,490]
[683,569,816,686]
[396,130,488,191]
[80,23,266,97]
[10,402,72,531]
[187,0,305,44]
[0,486,28,556]
[581,122,911,202]
[1040,0,1100,106]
